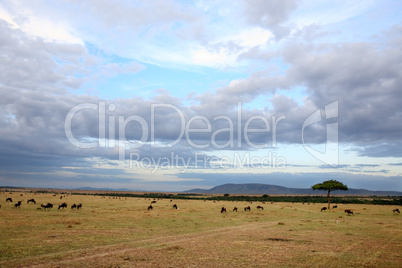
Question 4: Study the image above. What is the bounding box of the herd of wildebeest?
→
[0,192,401,215]
[1,194,83,211]
[147,198,400,215]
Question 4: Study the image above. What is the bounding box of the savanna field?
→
[0,190,401,267]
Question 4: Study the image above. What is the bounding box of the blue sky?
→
[0,0,401,191]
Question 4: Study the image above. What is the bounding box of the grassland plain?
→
[0,191,401,267]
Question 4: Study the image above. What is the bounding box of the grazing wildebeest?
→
[333,205,338,209]
[173,204,178,209]
[244,206,251,211]
[77,203,82,210]
[60,196,63,199]
[321,207,327,212]
[393,208,400,214]
[148,205,153,210]
[41,203,53,210]
[14,201,22,208]
[58,202,68,210]
[233,207,238,212]
[27,199,36,204]
[221,207,227,213]
[151,200,156,204]
[71,204,77,209]
[344,209,354,215]
[6,197,12,203]
[257,205,264,210]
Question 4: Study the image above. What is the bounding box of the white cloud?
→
[0,2,82,45]
[0,6,17,27]
[20,15,83,45]
[232,28,272,47]
[192,47,234,67]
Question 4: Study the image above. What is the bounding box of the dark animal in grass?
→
[71,204,77,209]
[77,203,82,210]
[221,207,227,213]
[14,201,22,208]
[333,205,338,209]
[321,207,327,212]
[393,208,400,214]
[27,199,36,204]
[60,196,63,199]
[344,209,354,215]
[173,204,178,209]
[244,206,251,211]
[233,207,238,212]
[6,198,12,203]
[257,205,264,210]
[148,205,153,210]
[41,203,53,210]
[58,202,68,210]
[151,200,157,204]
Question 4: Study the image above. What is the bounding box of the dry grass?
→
[0,191,401,267]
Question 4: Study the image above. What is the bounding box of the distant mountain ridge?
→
[74,187,142,192]
[184,183,402,196]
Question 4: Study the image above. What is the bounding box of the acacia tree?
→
[311,180,348,209]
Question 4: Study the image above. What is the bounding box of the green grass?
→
[0,192,401,267]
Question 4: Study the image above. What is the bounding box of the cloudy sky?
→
[1,0,401,192]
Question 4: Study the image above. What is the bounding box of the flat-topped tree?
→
[312,180,348,209]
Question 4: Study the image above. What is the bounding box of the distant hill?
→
[73,187,143,192]
[184,183,402,196]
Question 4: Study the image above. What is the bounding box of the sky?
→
[0,0,401,192]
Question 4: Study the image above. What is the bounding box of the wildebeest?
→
[333,205,338,209]
[344,209,354,215]
[233,207,238,212]
[148,205,153,210]
[77,203,82,210]
[257,205,264,210]
[221,207,227,213]
[244,206,251,211]
[393,208,400,214]
[41,203,53,210]
[14,201,22,208]
[71,204,76,209]
[6,197,12,203]
[27,199,36,204]
[321,207,327,212]
[151,200,157,204]
[173,204,178,209]
[58,202,68,210]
